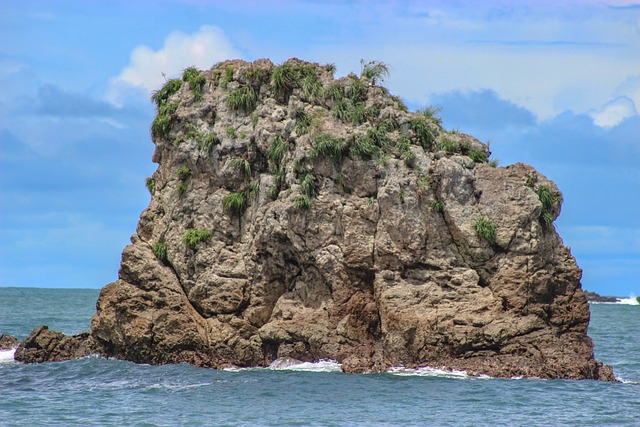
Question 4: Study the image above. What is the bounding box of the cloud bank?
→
[108,25,241,105]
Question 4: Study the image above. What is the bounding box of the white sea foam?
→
[387,366,489,379]
[0,348,16,363]
[269,359,342,372]
[616,294,639,305]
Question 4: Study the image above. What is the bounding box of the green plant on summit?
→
[182,229,212,249]
[324,82,345,103]
[151,102,179,138]
[182,67,206,102]
[409,118,435,150]
[145,177,156,195]
[359,60,389,85]
[324,63,337,75]
[302,74,322,101]
[230,157,251,180]
[152,242,168,262]
[475,216,497,243]
[271,63,297,101]
[468,148,489,163]
[220,67,234,89]
[488,158,500,168]
[226,84,258,113]
[151,79,183,107]
[243,67,269,87]
[176,165,192,181]
[418,105,443,128]
[390,95,408,112]
[346,77,367,103]
[310,134,348,166]
[438,138,459,154]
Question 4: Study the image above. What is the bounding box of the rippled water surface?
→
[1,288,638,426]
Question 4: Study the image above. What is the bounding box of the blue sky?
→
[1,0,638,296]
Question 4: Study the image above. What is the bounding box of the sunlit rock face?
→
[85,58,613,380]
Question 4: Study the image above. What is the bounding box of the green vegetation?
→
[226,126,237,139]
[409,118,436,150]
[224,181,260,216]
[152,242,168,262]
[268,135,288,168]
[198,132,219,154]
[224,191,247,216]
[310,134,348,166]
[251,112,259,129]
[403,149,416,168]
[418,106,443,128]
[244,67,269,87]
[151,79,183,107]
[488,158,500,168]
[324,82,345,102]
[438,138,459,154]
[145,177,156,195]
[226,85,258,113]
[359,60,389,85]
[299,172,315,198]
[430,200,444,213]
[220,67,234,89]
[324,63,336,75]
[351,134,380,159]
[468,148,489,163]
[270,62,320,102]
[293,109,311,135]
[475,216,497,243]
[176,165,192,181]
[182,67,206,102]
[231,157,251,180]
[177,182,188,196]
[151,102,179,138]
[536,185,563,229]
[294,194,312,210]
[182,229,212,249]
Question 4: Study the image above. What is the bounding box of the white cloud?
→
[107,25,241,105]
[590,96,638,128]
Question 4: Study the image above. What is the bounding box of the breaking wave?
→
[0,348,16,364]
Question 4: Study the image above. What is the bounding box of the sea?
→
[0,287,638,427]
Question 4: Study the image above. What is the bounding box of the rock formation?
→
[0,334,19,350]
[14,326,101,363]
[17,59,614,380]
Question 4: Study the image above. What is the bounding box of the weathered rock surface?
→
[14,326,101,363]
[22,59,615,380]
[0,334,19,350]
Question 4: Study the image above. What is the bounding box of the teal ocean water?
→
[1,287,639,427]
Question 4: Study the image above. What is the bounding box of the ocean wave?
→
[269,359,343,372]
[590,294,639,305]
[387,366,490,380]
[0,348,16,364]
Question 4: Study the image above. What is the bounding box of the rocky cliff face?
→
[38,58,611,379]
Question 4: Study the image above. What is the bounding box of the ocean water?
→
[1,288,639,427]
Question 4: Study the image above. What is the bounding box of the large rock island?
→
[16,59,614,380]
